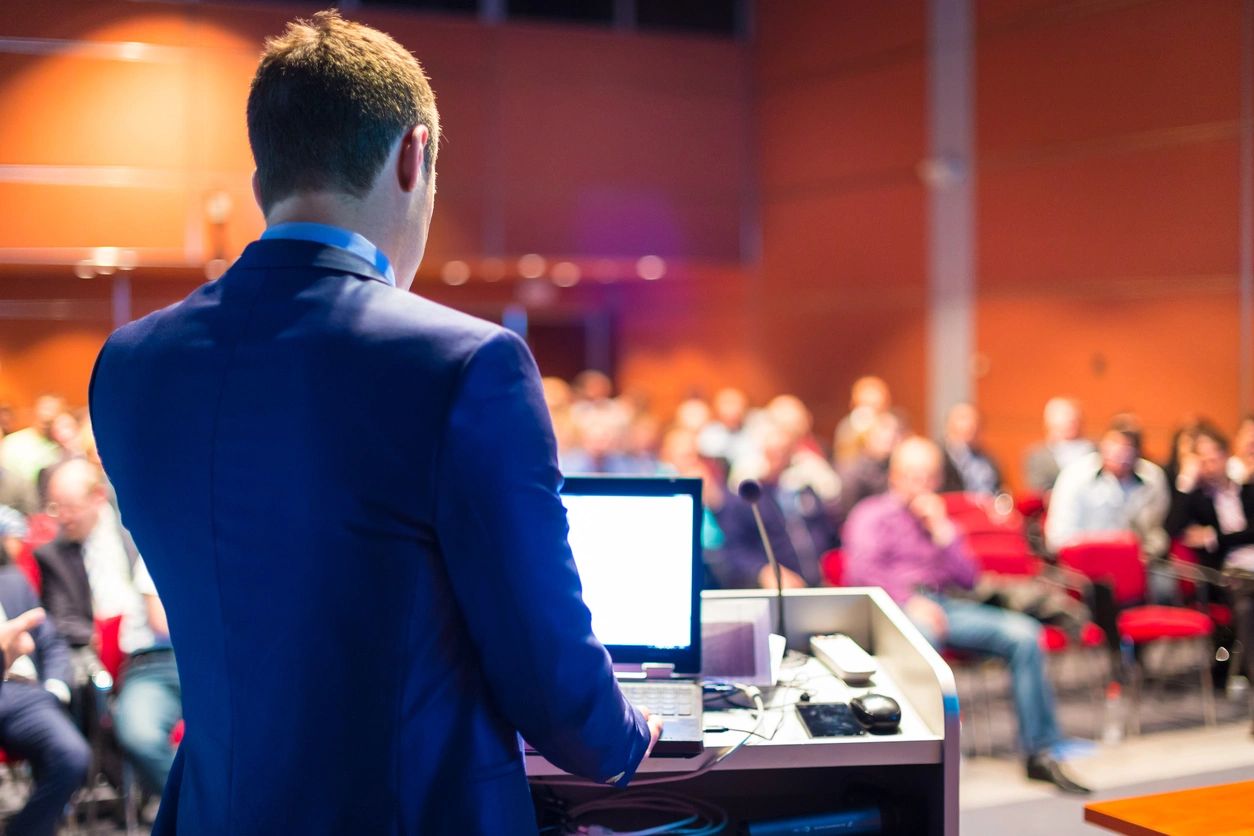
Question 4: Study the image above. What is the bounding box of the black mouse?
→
[850,693,901,734]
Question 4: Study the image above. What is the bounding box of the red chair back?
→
[95,615,126,683]
[1057,539,1146,606]
[16,513,56,596]
[821,549,845,586]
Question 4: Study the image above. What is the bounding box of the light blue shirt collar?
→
[261,222,396,287]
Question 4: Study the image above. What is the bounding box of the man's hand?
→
[0,608,44,675]
[757,563,806,590]
[1176,452,1200,494]
[640,707,664,758]
[909,493,957,546]
[904,595,948,644]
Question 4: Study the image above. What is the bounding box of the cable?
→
[566,791,729,835]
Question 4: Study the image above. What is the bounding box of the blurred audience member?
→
[570,370,630,431]
[1046,414,1174,604]
[1162,419,1204,488]
[37,460,180,796]
[0,396,65,487]
[762,394,841,508]
[1046,415,1170,557]
[541,376,577,462]
[674,397,712,434]
[1167,424,1254,573]
[698,387,756,466]
[940,402,1003,495]
[0,404,14,440]
[562,411,637,475]
[0,505,26,565]
[0,557,89,835]
[1023,397,1095,493]
[834,376,891,464]
[35,410,84,503]
[842,437,1087,793]
[838,409,905,520]
[1229,415,1254,484]
[714,420,837,590]
[621,412,663,475]
[659,428,733,587]
[0,461,38,518]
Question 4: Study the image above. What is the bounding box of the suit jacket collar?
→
[231,238,394,287]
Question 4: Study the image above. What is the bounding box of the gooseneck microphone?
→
[738,478,786,641]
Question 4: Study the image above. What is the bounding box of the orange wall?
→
[4,0,1250,471]
[752,0,1250,482]
[0,0,750,415]
[975,0,1249,482]
[754,0,930,434]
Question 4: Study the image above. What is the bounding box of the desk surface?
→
[525,655,943,778]
[1084,780,1254,836]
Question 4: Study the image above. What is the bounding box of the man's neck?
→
[265,195,393,260]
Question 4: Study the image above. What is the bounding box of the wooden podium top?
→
[1084,780,1254,836]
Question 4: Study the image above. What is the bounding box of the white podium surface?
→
[527,587,961,836]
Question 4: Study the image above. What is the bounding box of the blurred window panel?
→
[507,0,614,26]
[636,0,740,37]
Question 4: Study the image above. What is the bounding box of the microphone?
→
[737,478,786,641]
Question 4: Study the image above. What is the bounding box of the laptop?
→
[560,475,705,757]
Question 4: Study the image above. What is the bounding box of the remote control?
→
[810,634,877,685]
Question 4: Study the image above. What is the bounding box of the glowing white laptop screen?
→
[560,477,702,672]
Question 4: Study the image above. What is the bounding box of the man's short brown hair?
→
[246,10,440,214]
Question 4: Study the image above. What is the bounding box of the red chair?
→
[1058,539,1216,733]
[820,549,844,586]
[15,513,56,596]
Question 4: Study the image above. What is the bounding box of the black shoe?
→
[1026,753,1091,794]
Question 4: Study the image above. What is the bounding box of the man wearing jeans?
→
[38,459,180,796]
[843,436,1089,794]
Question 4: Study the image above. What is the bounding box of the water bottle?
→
[1103,681,1124,744]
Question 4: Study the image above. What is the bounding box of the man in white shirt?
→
[1047,415,1173,602]
[39,460,181,798]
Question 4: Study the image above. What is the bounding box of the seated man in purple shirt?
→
[843,437,1089,794]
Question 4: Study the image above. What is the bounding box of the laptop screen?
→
[560,476,703,674]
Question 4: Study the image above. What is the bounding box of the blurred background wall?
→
[0,0,1249,489]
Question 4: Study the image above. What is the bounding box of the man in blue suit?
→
[89,10,660,834]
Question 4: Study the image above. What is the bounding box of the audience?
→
[0,554,90,835]
[1165,423,1254,688]
[38,459,182,798]
[1,374,1248,812]
[842,437,1088,793]
[1023,397,1095,493]
[0,396,65,488]
[939,402,1004,495]
[713,420,837,590]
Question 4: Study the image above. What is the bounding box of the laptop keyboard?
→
[619,682,697,717]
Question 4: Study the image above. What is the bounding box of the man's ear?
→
[397,125,429,194]
[251,170,264,213]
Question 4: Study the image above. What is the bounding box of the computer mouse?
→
[850,693,901,734]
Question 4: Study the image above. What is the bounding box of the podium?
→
[527,587,960,835]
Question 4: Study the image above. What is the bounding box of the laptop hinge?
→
[642,663,676,680]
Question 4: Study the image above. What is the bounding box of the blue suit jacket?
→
[89,239,650,835]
